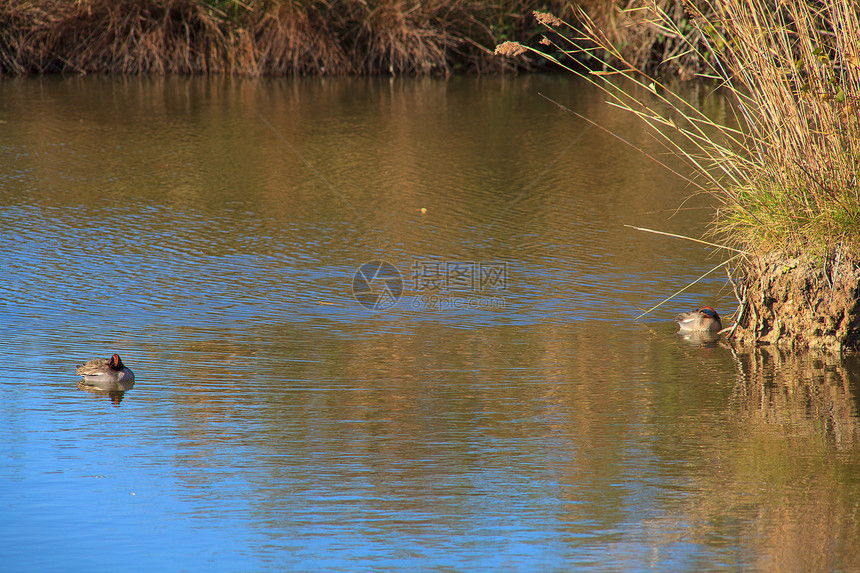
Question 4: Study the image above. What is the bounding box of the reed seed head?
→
[494,41,527,57]
[533,11,562,27]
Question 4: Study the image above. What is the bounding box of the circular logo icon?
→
[352,261,403,310]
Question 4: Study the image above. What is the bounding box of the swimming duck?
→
[675,306,723,333]
[76,354,135,386]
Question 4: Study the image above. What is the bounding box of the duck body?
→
[76,354,135,387]
[675,306,723,333]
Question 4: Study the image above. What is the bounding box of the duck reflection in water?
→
[76,381,131,405]
[675,306,723,346]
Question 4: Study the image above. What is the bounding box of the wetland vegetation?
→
[0,0,719,76]
[0,0,570,75]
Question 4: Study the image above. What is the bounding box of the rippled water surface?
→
[1,76,859,571]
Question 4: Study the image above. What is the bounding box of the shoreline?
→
[727,250,860,353]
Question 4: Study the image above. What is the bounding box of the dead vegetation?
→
[0,0,575,75]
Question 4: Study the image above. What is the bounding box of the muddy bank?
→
[728,249,860,352]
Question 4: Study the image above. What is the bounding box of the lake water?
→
[1,75,859,571]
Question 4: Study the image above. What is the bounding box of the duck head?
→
[109,354,125,370]
[698,306,721,323]
[675,306,723,333]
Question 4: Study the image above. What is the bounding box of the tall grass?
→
[499,0,860,255]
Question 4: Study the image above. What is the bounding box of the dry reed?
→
[0,0,573,76]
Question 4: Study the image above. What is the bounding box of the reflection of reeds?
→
[0,0,571,75]
[731,346,860,450]
[703,346,860,570]
[620,346,860,570]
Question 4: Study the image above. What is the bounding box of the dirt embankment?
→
[728,248,860,352]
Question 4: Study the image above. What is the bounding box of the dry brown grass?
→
[576,0,713,78]
[0,0,573,76]
[251,3,348,75]
[1,0,236,74]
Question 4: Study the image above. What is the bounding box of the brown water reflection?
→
[0,74,740,339]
